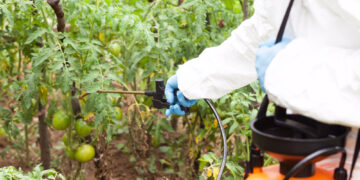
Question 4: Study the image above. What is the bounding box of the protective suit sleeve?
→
[265,38,360,127]
[176,0,278,100]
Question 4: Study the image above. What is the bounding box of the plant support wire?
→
[205,99,227,180]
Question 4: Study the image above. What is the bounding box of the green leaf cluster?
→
[0,0,268,178]
[0,164,65,180]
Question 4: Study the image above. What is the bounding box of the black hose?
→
[283,146,345,180]
[205,99,227,180]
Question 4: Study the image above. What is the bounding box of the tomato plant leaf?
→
[106,124,114,142]
[83,81,101,94]
[58,70,72,93]
[226,161,244,178]
[25,29,46,44]
[199,153,216,164]
[23,90,33,109]
[31,48,53,68]
[229,121,239,134]
[95,110,106,127]
[0,4,14,26]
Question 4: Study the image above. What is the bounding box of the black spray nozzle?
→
[145,79,190,113]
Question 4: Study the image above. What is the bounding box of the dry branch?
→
[239,0,249,21]
[38,103,50,169]
[243,0,248,20]
[47,0,65,33]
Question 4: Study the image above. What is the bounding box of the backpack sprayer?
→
[245,96,349,180]
[245,0,359,180]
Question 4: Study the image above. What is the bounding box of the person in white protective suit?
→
[164,0,360,178]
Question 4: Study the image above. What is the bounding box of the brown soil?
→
[0,126,188,180]
[0,129,140,180]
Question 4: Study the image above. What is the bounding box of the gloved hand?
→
[256,38,292,92]
[165,75,197,116]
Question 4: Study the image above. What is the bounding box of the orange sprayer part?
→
[245,165,333,180]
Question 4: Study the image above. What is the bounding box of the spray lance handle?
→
[145,79,190,114]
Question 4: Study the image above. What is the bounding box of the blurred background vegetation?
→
[0,0,276,179]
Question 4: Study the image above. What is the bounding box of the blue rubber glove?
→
[165,75,197,116]
[256,38,292,92]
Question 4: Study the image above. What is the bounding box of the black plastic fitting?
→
[334,167,347,180]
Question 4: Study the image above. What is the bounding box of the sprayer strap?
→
[258,0,295,119]
[246,1,295,179]
[349,129,360,179]
[272,0,296,118]
[275,0,295,43]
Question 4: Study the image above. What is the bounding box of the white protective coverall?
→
[176,0,360,177]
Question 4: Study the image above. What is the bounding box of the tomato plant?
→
[0,0,272,179]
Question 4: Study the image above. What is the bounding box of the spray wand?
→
[79,79,189,113]
[80,78,226,180]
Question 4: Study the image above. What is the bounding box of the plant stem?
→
[73,162,82,180]
[67,95,74,178]
[17,44,21,80]
[7,135,26,166]
[239,0,248,21]
[244,0,248,20]
[246,135,250,161]
[47,0,66,33]
[38,101,51,169]
[25,124,29,163]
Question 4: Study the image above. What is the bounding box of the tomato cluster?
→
[52,110,95,163]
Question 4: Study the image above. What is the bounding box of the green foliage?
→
[0,164,65,180]
[0,0,271,179]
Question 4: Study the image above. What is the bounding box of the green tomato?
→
[52,111,70,130]
[65,147,75,159]
[75,144,95,163]
[115,107,123,120]
[108,42,121,56]
[63,134,69,146]
[75,120,92,138]
[0,127,5,137]
[180,20,187,28]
